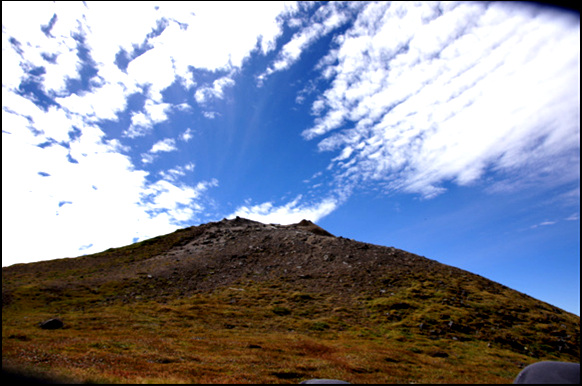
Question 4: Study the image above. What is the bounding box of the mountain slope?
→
[2,217,579,383]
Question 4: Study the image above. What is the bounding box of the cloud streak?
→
[258,2,359,84]
[304,2,580,198]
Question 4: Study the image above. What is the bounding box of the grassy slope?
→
[3,225,580,384]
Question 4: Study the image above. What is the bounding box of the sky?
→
[2,2,579,315]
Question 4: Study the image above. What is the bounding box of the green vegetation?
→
[3,278,579,384]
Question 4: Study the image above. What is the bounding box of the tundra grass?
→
[2,281,571,384]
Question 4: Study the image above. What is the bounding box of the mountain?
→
[2,217,579,383]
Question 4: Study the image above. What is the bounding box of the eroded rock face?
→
[142,217,424,296]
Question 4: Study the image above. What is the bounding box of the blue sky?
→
[2,2,579,315]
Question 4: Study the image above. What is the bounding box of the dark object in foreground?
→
[298,361,581,385]
[2,368,57,384]
[513,361,580,384]
[39,318,63,330]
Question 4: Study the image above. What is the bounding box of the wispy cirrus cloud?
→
[530,220,557,229]
[303,2,580,199]
[258,2,359,84]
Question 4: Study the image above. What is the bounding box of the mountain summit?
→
[2,218,579,383]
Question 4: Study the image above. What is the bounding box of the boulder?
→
[39,318,63,330]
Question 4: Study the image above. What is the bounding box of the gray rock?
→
[39,318,63,330]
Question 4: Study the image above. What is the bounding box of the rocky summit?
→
[2,217,580,383]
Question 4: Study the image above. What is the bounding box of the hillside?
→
[2,217,580,383]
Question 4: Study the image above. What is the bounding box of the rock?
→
[39,318,63,330]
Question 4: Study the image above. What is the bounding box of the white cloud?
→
[159,163,196,182]
[181,128,194,142]
[140,153,155,165]
[125,121,150,139]
[150,138,177,153]
[144,99,170,123]
[3,1,296,102]
[230,195,338,225]
[141,138,178,164]
[56,82,129,122]
[311,98,325,115]
[304,2,580,198]
[565,213,580,221]
[4,1,295,139]
[150,2,293,72]
[126,46,176,100]
[194,75,235,105]
[2,125,219,266]
[124,100,171,138]
[259,2,354,83]
[2,1,86,93]
[142,180,202,214]
[131,111,150,127]
[202,111,219,119]
[530,220,558,229]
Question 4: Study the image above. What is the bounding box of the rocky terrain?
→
[2,217,580,383]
